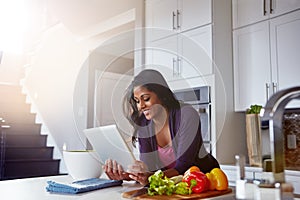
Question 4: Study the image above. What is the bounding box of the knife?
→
[130,187,148,198]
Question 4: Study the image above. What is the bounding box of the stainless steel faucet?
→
[262,86,300,183]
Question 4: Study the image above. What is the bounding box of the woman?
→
[103,69,219,185]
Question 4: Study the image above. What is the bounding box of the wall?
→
[0,52,25,85]
[213,0,248,164]
[24,24,89,153]
[23,0,144,159]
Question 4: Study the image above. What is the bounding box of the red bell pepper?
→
[182,171,209,194]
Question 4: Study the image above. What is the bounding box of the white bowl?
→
[63,150,102,180]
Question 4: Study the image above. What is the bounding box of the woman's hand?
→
[127,160,153,186]
[102,159,131,181]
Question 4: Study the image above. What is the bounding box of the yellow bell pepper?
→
[205,168,228,191]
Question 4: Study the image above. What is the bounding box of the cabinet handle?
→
[172,11,176,30]
[198,108,207,114]
[177,57,181,76]
[177,9,181,29]
[263,0,267,15]
[266,83,270,100]
[270,0,274,14]
[173,57,177,76]
[272,82,278,93]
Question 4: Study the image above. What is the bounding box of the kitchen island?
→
[0,175,236,200]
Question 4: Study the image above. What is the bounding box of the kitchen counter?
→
[0,175,235,200]
[221,164,300,195]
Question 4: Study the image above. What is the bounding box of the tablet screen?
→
[84,124,136,170]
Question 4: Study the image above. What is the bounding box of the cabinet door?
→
[146,0,178,41]
[180,25,213,78]
[180,0,211,31]
[270,10,300,106]
[148,35,179,82]
[232,0,269,29]
[233,21,271,111]
[271,0,300,18]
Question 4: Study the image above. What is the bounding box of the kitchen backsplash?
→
[283,110,300,171]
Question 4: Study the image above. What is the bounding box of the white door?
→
[232,0,270,29]
[233,21,271,111]
[180,25,213,78]
[180,0,212,31]
[270,10,300,107]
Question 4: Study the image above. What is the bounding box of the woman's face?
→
[133,86,164,120]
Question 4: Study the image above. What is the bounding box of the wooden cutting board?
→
[122,188,233,199]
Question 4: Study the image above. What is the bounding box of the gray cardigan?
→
[137,104,219,174]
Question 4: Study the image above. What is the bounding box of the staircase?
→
[0,84,60,180]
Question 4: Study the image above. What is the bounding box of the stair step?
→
[0,111,36,124]
[3,123,42,135]
[0,84,61,180]
[0,85,26,103]
[5,134,47,147]
[3,159,60,180]
[0,95,26,104]
[0,84,22,91]
[0,102,31,114]
[4,147,54,159]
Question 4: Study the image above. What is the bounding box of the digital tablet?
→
[84,124,136,170]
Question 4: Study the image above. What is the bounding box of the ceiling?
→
[44,0,141,75]
[46,0,139,37]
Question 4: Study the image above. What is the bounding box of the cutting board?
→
[122,188,233,199]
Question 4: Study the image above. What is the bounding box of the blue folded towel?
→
[46,178,123,194]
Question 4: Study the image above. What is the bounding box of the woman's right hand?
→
[127,160,153,186]
[102,159,131,181]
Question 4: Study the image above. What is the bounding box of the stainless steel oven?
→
[174,86,212,153]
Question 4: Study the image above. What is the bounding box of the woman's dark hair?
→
[122,69,180,146]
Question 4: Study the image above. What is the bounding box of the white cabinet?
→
[232,0,269,29]
[145,0,177,41]
[145,0,242,163]
[145,0,211,41]
[147,35,178,82]
[181,26,213,77]
[233,9,300,111]
[233,21,271,111]
[145,25,213,86]
[232,0,300,29]
[270,10,300,94]
[179,0,211,31]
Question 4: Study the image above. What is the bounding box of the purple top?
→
[137,104,219,174]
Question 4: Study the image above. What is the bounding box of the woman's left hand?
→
[127,160,153,186]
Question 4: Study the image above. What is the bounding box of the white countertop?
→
[0,175,237,200]
[0,175,142,200]
[1,174,299,200]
